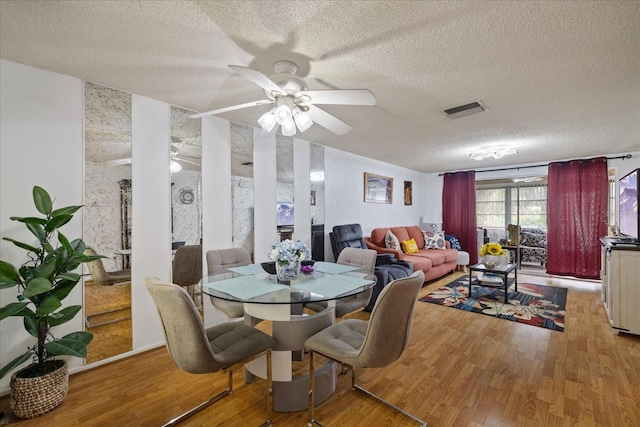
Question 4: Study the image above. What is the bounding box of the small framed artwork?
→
[364,172,393,204]
[404,181,412,206]
[310,190,316,206]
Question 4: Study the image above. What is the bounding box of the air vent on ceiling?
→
[443,100,489,119]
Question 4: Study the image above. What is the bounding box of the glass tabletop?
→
[200,264,376,304]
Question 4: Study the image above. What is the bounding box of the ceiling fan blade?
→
[190,99,274,119]
[305,104,352,135]
[229,65,286,94]
[105,158,132,166]
[175,157,201,167]
[298,89,376,106]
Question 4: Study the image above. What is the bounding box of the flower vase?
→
[276,261,300,283]
[482,254,502,269]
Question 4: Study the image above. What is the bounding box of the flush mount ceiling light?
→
[191,60,376,136]
[470,148,518,161]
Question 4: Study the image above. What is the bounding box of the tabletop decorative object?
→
[268,239,312,282]
[479,242,507,269]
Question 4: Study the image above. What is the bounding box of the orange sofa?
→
[365,225,458,282]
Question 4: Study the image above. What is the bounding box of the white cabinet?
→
[601,238,640,335]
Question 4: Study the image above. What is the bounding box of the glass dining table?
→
[199,261,376,412]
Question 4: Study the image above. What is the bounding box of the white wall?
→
[324,147,441,260]
[0,60,84,390]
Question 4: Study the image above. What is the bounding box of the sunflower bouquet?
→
[479,242,507,257]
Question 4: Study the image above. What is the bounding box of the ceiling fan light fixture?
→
[293,108,313,132]
[281,118,297,136]
[170,160,182,174]
[258,109,278,132]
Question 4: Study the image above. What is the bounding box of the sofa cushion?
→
[402,254,433,272]
[385,230,401,250]
[400,238,419,254]
[405,225,426,248]
[390,226,411,243]
[370,228,389,247]
[423,230,447,249]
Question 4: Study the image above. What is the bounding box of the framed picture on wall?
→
[404,181,412,205]
[364,172,393,204]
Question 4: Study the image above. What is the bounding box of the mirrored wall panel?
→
[83,81,133,363]
[310,142,325,260]
[276,135,294,241]
[231,123,255,259]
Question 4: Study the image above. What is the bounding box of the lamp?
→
[423,210,442,232]
[257,96,314,136]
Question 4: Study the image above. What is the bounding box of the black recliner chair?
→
[330,224,413,312]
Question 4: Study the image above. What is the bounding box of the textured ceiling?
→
[1,1,638,173]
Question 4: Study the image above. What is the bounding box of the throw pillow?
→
[401,238,419,254]
[423,230,446,250]
[385,230,401,250]
[444,234,462,251]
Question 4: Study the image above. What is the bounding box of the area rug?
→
[420,277,566,332]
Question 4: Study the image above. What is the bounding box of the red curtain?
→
[442,171,478,264]
[547,157,608,279]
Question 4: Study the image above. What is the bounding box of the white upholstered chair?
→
[205,247,251,320]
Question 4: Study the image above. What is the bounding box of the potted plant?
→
[0,186,100,419]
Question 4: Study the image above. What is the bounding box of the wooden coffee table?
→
[468,262,518,302]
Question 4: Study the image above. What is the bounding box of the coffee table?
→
[468,262,518,302]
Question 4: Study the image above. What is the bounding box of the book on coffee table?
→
[479,273,503,284]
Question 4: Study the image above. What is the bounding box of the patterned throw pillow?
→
[445,234,462,251]
[385,230,401,250]
[423,230,447,250]
[401,238,419,254]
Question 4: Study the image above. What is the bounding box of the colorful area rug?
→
[420,277,566,332]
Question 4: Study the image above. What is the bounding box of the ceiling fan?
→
[106,144,201,172]
[191,60,376,136]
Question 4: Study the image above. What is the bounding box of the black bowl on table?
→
[261,261,277,275]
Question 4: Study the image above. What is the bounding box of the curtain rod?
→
[438,154,633,176]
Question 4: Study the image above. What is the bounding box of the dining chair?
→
[304,247,377,318]
[206,247,251,320]
[84,247,131,285]
[172,244,203,309]
[145,277,275,427]
[305,270,427,427]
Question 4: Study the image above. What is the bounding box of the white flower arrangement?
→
[268,239,311,266]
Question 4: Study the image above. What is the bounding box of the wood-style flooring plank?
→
[1,271,639,426]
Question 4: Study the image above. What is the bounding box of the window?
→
[476,180,547,229]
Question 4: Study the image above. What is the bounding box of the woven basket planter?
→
[10,360,69,419]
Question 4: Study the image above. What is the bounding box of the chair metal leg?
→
[350,368,427,427]
[161,349,273,427]
[161,371,233,427]
[261,350,273,427]
[307,351,323,427]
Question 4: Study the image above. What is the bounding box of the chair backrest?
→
[330,224,367,260]
[336,247,377,276]
[206,247,251,275]
[172,245,203,286]
[84,247,111,285]
[145,277,221,374]
[357,270,424,368]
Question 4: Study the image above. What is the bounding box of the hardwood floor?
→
[1,271,639,426]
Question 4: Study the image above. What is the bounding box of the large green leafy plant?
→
[0,186,100,379]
